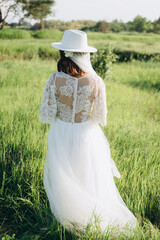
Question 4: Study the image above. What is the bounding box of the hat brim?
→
[51,43,97,53]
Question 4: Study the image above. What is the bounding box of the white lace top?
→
[40,72,107,126]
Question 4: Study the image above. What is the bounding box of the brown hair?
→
[57,50,86,77]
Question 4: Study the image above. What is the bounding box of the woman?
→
[40,30,137,234]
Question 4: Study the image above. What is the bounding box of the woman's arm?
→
[91,76,107,126]
[40,73,57,124]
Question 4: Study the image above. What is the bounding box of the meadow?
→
[0,30,160,239]
[1,30,160,61]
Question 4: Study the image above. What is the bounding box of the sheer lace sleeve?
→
[40,73,57,124]
[92,76,107,126]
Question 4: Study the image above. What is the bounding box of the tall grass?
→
[0,59,160,239]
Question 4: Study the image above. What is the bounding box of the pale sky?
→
[48,0,160,22]
[5,0,160,23]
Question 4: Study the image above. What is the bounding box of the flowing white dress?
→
[40,71,137,233]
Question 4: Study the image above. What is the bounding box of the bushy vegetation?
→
[31,29,63,39]
[113,49,160,62]
[3,15,160,34]
[0,28,63,40]
[0,59,160,239]
[0,29,31,39]
[41,16,160,34]
[91,46,118,79]
[44,20,96,31]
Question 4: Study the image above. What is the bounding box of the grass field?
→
[0,58,160,239]
[1,30,160,61]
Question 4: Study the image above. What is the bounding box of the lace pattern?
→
[40,72,107,125]
[59,79,74,97]
[57,101,72,122]
[40,73,57,124]
[92,76,107,126]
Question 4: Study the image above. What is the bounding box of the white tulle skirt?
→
[43,118,137,233]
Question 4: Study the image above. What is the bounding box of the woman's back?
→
[40,71,107,126]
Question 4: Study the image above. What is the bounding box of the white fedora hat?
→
[51,29,97,53]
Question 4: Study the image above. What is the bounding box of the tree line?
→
[0,0,160,33]
[34,17,160,34]
[82,16,160,34]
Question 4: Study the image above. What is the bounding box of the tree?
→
[153,17,160,33]
[132,15,148,32]
[94,21,111,33]
[0,0,55,30]
[125,21,135,31]
[19,0,55,30]
[0,0,19,29]
[146,20,154,33]
[111,19,125,32]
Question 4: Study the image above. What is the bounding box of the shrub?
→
[114,49,160,62]
[93,21,111,33]
[91,46,118,79]
[1,234,15,240]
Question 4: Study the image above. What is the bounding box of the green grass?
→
[0,59,160,239]
[0,30,160,61]
[87,31,160,53]
[0,39,60,60]
[0,29,63,40]
[0,29,32,39]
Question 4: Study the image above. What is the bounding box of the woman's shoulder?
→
[90,73,104,84]
[45,72,57,87]
[48,72,57,79]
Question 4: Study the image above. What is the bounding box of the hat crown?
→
[51,29,97,53]
[61,30,88,50]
